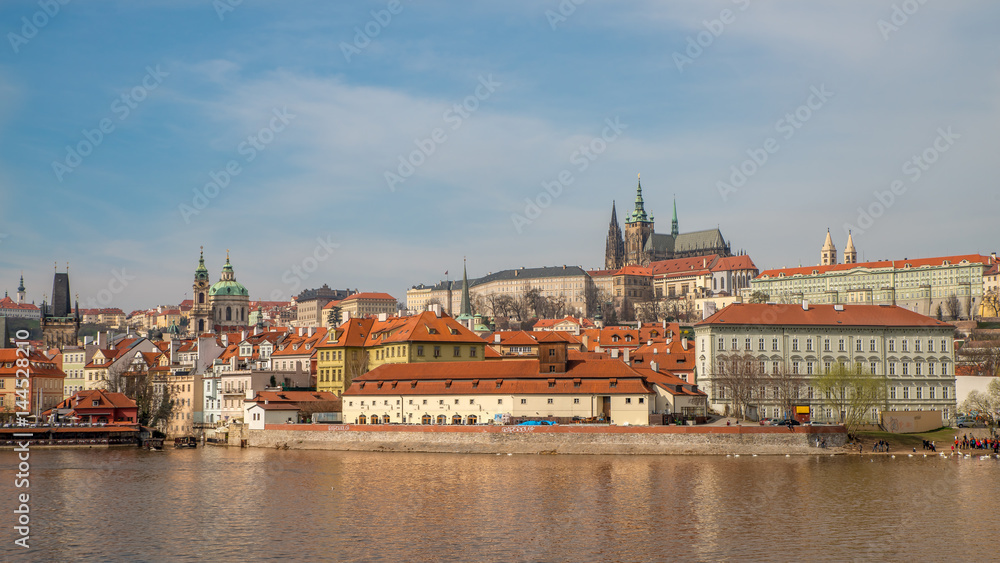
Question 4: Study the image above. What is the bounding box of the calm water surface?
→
[1,446,997,562]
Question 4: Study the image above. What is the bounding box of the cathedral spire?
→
[671,196,679,237]
[605,200,625,270]
[459,258,472,318]
[629,173,648,224]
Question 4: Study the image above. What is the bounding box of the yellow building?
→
[316,310,487,396]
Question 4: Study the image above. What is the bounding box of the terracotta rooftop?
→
[696,303,954,328]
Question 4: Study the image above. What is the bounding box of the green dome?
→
[209,280,249,297]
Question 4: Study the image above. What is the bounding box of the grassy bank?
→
[854,427,963,450]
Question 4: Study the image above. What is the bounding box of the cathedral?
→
[190,249,250,333]
[605,175,731,268]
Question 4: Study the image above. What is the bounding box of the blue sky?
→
[1,0,998,312]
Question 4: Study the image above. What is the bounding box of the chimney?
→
[653,348,657,354]
[681,339,688,351]
[308,327,314,337]
[623,348,630,364]
[802,299,809,311]
[378,313,387,322]
[241,330,247,341]
[254,325,261,336]
[610,348,619,359]
[297,327,303,336]
[650,360,659,372]
[341,310,351,324]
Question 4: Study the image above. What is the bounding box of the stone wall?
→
[244,424,847,455]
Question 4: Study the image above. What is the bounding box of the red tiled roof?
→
[0,296,39,311]
[710,255,757,272]
[650,255,719,276]
[757,254,993,279]
[0,349,65,377]
[696,303,953,328]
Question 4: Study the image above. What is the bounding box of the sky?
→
[0,0,997,313]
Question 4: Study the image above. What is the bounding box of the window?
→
[889,339,895,352]
[792,338,799,352]
[870,362,877,375]
[916,387,922,399]
[856,339,862,352]
[573,398,580,404]
[903,387,909,399]
[638,398,645,404]
[416,346,424,357]
[806,338,813,352]
[732,338,738,351]
[772,362,779,375]
[439,400,444,405]
[889,363,896,376]
[914,340,921,353]
[870,339,877,352]
[498,399,503,404]
[454,399,459,405]
[838,339,846,352]
[718,338,725,352]
[928,340,934,352]
[928,362,935,376]
[453,346,461,357]
[469,347,477,358]
[941,363,948,376]
[422,399,427,405]
[941,339,947,352]
[890,387,896,400]
[902,363,909,376]
[758,338,765,351]
[942,387,949,399]
[521,399,527,404]
[408,399,413,405]
[547,398,554,404]
[625,398,632,404]
[433,346,441,357]
[744,338,751,351]
[915,363,922,376]
[792,361,799,375]
[806,362,814,375]
[824,339,831,352]
[902,339,908,352]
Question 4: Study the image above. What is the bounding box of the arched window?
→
[197,319,204,332]
[198,293,205,304]
[467,415,478,425]
[370,415,379,424]
[436,415,446,425]
[226,306,232,321]
[357,415,367,425]
[421,414,431,425]
[452,414,462,425]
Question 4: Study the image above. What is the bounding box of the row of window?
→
[716,336,948,354]
[715,384,951,401]
[751,360,951,377]
[350,396,642,407]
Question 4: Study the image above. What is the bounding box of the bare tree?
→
[714,351,765,420]
[982,290,1000,318]
[343,348,370,394]
[946,294,961,320]
[956,335,1000,377]
[960,379,1000,427]
[748,290,770,304]
[103,356,174,429]
[770,364,806,421]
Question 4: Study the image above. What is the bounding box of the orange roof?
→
[757,254,993,279]
[0,296,40,311]
[614,265,652,276]
[321,300,343,310]
[247,390,341,405]
[696,303,954,328]
[0,349,65,377]
[650,255,719,276]
[53,389,137,410]
[710,255,757,272]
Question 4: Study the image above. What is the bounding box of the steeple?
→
[821,229,837,266]
[459,259,472,318]
[605,200,625,270]
[221,249,235,281]
[844,230,857,264]
[628,173,649,224]
[671,196,679,237]
[195,246,209,281]
[16,273,25,305]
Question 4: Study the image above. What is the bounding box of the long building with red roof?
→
[751,253,995,319]
[693,302,958,423]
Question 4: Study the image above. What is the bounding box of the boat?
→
[143,438,164,451]
[173,436,198,448]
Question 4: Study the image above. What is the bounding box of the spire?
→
[17,273,25,293]
[628,173,648,224]
[821,229,837,266]
[844,230,857,264]
[671,196,679,237]
[605,200,625,270]
[195,246,209,281]
[610,200,618,225]
[460,258,472,318]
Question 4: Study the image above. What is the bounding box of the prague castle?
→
[605,175,731,269]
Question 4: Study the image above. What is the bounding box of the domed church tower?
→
[209,250,250,331]
[191,247,213,334]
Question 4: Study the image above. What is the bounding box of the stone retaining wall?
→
[245,424,847,455]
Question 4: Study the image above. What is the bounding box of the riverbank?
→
[231,423,848,455]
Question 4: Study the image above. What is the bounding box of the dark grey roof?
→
[410,280,456,291]
[645,229,727,254]
[470,266,588,287]
[296,284,353,302]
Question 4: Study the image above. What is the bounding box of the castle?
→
[605,175,731,269]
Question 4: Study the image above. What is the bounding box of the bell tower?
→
[191,247,212,334]
[624,174,654,266]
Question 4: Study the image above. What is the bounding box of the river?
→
[2,447,996,561]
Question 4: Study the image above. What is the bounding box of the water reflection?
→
[2,448,997,561]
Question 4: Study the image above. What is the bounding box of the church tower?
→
[821,229,837,266]
[843,231,857,264]
[624,174,654,266]
[191,247,212,334]
[209,251,250,331]
[604,201,625,270]
[16,274,25,305]
[671,197,679,237]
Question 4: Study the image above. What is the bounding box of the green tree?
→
[815,363,886,435]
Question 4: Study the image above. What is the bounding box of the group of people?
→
[871,440,890,453]
[955,434,1000,453]
[921,440,937,452]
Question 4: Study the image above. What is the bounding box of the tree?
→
[960,380,1000,427]
[326,304,342,327]
[946,294,961,320]
[343,348,369,394]
[770,365,806,422]
[748,290,770,304]
[982,289,1000,318]
[523,287,544,318]
[296,400,341,422]
[936,304,944,321]
[956,333,1000,377]
[814,363,886,435]
[714,351,765,420]
[103,356,174,430]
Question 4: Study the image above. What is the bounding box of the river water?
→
[2,446,997,562]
